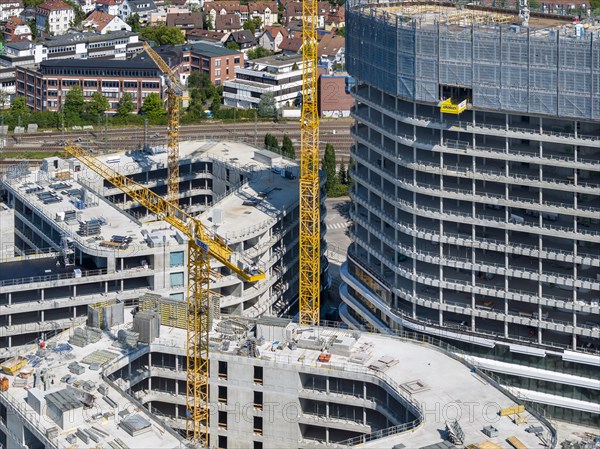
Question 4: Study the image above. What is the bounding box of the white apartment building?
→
[223,54,304,110]
[35,0,75,36]
[0,0,23,21]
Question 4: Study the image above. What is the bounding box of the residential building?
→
[206,1,277,28]
[223,54,303,109]
[118,0,157,24]
[95,0,123,16]
[0,140,326,357]
[318,32,345,70]
[226,29,256,50]
[343,0,600,426]
[153,42,243,86]
[278,35,302,55]
[74,0,94,14]
[2,16,31,42]
[283,0,329,27]
[324,5,344,31]
[319,74,354,118]
[82,10,131,34]
[165,11,202,29]
[247,0,277,26]
[35,0,75,36]
[214,12,240,32]
[15,56,163,111]
[258,24,288,52]
[186,28,228,44]
[0,0,23,22]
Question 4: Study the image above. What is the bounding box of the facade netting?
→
[347,0,600,120]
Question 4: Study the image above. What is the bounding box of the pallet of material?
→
[475,442,502,449]
[500,405,525,416]
[1,356,27,375]
[506,436,528,449]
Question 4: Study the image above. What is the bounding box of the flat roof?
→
[39,56,158,70]
[42,30,136,47]
[364,2,591,30]
[0,326,184,449]
[189,41,241,57]
[252,53,302,67]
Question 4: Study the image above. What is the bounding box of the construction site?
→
[0,0,599,448]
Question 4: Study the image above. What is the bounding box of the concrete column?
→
[73,285,77,297]
[41,310,44,323]
[8,293,11,305]
[40,289,44,301]
[6,411,25,449]
[104,281,108,294]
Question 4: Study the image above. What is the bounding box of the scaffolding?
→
[346,0,600,120]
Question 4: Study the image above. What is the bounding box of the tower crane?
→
[64,144,265,446]
[298,0,321,326]
[142,41,185,205]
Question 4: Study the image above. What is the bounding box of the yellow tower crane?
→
[64,144,265,447]
[298,0,321,326]
[142,41,184,205]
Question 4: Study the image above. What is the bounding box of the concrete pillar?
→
[73,285,77,297]
[6,410,25,449]
[7,293,11,305]
[40,289,44,301]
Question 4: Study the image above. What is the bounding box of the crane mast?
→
[64,145,264,447]
[142,41,182,205]
[298,0,321,326]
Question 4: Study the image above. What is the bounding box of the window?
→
[218,435,227,449]
[169,272,184,288]
[253,417,263,435]
[253,391,263,410]
[102,80,119,88]
[218,411,227,430]
[84,80,97,87]
[124,81,137,88]
[253,366,263,384]
[215,69,221,76]
[170,251,184,267]
[234,57,240,64]
[218,361,227,379]
[253,442,263,449]
[169,292,184,301]
[215,59,221,67]
[218,386,227,404]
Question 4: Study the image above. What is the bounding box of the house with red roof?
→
[82,10,130,34]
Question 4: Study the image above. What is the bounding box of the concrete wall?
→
[0,203,15,260]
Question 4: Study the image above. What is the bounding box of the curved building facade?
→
[341,1,600,426]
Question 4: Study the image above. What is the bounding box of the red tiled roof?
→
[279,36,302,52]
[262,25,288,39]
[83,10,116,31]
[318,33,344,57]
[215,13,241,30]
[37,0,72,11]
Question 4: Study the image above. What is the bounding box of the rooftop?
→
[251,53,302,67]
[0,324,184,449]
[41,30,137,47]
[0,313,557,449]
[357,1,599,31]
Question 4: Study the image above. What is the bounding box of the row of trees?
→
[322,143,352,197]
[264,133,295,158]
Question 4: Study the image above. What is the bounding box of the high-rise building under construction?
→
[341,0,599,426]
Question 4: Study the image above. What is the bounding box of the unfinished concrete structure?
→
[0,140,327,358]
[341,0,600,426]
[0,312,557,449]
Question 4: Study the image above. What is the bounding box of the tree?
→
[86,92,109,116]
[336,26,346,37]
[529,0,540,9]
[27,19,38,39]
[277,1,284,23]
[338,159,347,185]
[203,14,213,30]
[141,93,166,120]
[10,96,29,118]
[186,88,205,119]
[126,13,141,33]
[64,85,85,116]
[281,134,294,159]
[264,133,279,152]
[225,41,240,50]
[243,17,262,34]
[321,143,337,192]
[246,46,274,60]
[258,92,277,118]
[116,92,135,116]
[64,0,85,26]
[187,72,217,101]
[140,26,185,46]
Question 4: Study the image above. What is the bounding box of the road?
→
[322,197,352,321]
[1,118,354,162]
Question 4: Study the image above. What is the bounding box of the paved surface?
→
[322,197,352,320]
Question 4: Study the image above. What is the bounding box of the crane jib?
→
[195,238,209,252]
